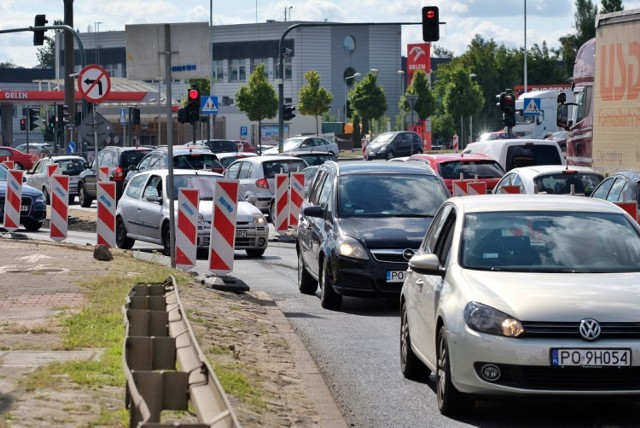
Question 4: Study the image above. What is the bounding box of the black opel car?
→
[296,161,450,310]
[0,164,47,231]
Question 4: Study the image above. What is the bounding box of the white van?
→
[462,139,565,172]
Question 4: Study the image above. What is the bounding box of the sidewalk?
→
[0,235,347,427]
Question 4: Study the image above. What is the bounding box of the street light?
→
[398,70,405,130]
[469,73,477,144]
[370,68,378,77]
[344,72,361,121]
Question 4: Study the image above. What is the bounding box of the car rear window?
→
[174,154,223,170]
[262,160,308,178]
[440,160,505,179]
[535,172,603,196]
[205,140,238,153]
[121,150,151,169]
[505,145,562,171]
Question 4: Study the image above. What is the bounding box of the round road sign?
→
[78,64,111,103]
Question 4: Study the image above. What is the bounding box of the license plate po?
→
[236,229,247,238]
[551,348,631,367]
[386,270,406,283]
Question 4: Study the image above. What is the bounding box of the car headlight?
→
[336,235,369,260]
[464,302,524,337]
[252,213,267,226]
[198,213,205,224]
[35,194,45,203]
[378,146,387,152]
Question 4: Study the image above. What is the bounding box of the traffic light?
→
[177,108,187,124]
[28,108,39,131]
[49,115,56,129]
[186,88,200,124]
[131,108,141,125]
[57,104,69,127]
[283,104,296,121]
[20,118,26,131]
[422,6,440,42]
[499,90,516,128]
[33,14,48,46]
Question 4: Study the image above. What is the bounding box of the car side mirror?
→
[408,253,446,277]
[303,205,323,218]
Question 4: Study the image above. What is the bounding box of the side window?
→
[591,178,614,200]
[238,162,252,179]
[607,178,627,202]
[225,162,241,179]
[317,173,333,210]
[308,169,327,205]
[142,175,162,200]
[434,214,456,267]
[421,204,453,253]
[125,174,147,199]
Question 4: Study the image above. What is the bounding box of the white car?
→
[400,194,640,415]
[492,165,604,196]
[115,169,269,257]
[262,136,339,157]
[25,155,86,204]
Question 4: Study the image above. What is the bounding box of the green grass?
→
[213,363,266,409]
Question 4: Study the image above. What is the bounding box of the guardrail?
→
[122,276,241,427]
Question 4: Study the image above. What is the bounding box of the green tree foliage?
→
[399,70,435,122]
[439,63,484,146]
[235,64,278,149]
[0,61,17,69]
[559,0,598,75]
[297,70,333,135]
[349,72,387,147]
[601,0,623,13]
[36,19,64,69]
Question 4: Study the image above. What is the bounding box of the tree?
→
[601,0,623,13]
[352,113,361,149]
[559,0,598,75]
[399,70,435,127]
[235,64,278,151]
[0,61,17,69]
[349,72,387,146]
[297,70,333,135]
[36,19,64,69]
[441,64,485,148]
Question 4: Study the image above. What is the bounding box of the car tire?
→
[68,194,75,205]
[78,183,93,208]
[400,302,431,379]
[298,249,318,294]
[246,248,265,257]
[386,151,395,160]
[22,219,42,232]
[162,223,171,256]
[320,260,342,310]
[42,187,50,205]
[437,326,474,416]
[14,163,24,171]
[115,217,135,250]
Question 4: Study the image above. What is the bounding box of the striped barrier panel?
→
[47,163,61,201]
[97,182,116,247]
[452,180,471,196]
[49,174,69,242]
[497,185,521,194]
[208,179,239,276]
[3,170,23,232]
[176,188,199,271]
[98,166,110,182]
[467,182,487,195]
[2,160,14,169]
[274,173,289,233]
[615,202,638,223]
[289,172,305,228]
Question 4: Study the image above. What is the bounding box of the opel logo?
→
[579,318,601,341]
[402,248,415,261]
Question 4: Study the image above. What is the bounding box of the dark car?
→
[0,164,47,231]
[185,139,239,154]
[296,161,450,310]
[591,170,640,212]
[77,146,152,207]
[288,151,337,167]
[365,131,424,160]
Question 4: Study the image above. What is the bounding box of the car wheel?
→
[78,183,93,208]
[68,194,75,205]
[22,219,42,232]
[437,326,474,416]
[115,216,135,250]
[245,248,265,257]
[14,163,24,171]
[161,223,171,256]
[42,187,50,205]
[400,302,431,379]
[320,260,342,310]
[298,249,318,295]
[386,151,395,160]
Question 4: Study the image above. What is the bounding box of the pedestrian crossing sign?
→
[523,97,541,116]
[201,96,219,115]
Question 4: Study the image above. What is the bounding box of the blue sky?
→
[2,0,639,68]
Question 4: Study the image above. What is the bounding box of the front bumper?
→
[198,223,269,251]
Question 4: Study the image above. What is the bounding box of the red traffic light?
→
[425,9,436,20]
[422,6,440,42]
[188,88,199,101]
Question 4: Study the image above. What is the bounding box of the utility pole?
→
[64,0,75,153]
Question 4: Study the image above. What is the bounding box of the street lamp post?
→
[397,70,405,129]
[344,72,361,121]
[406,94,418,154]
[469,73,477,144]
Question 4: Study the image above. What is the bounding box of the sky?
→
[2,0,640,69]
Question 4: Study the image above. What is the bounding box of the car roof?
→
[410,153,495,163]
[241,155,307,163]
[507,165,602,177]
[333,160,438,176]
[135,169,224,178]
[451,194,624,215]
[216,152,257,158]
[605,170,640,182]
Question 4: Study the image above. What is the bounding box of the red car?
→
[234,140,257,153]
[406,153,506,193]
[0,146,36,170]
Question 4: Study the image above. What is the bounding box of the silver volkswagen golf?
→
[115,169,269,257]
[400,194,640,415]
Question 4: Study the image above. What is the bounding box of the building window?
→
[343,35,356,54]
[229,59,246,82]
[250,58,269,78]
[276,56,292,80]
[212,60,224,83]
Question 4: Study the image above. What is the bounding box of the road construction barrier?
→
[49,174,69,242]
[496,185,521,194]
[274,173,289,232]
[176,188,199,271]
[3,169,23,231]
[98,166,110,182]
[615,202,638,223]
[289,172,305,228]
[97,181,116,247]
[208,179,239,276]
[2,160,14,169]
[122,276,240,427]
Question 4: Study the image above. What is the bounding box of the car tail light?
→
[256,178,269,189]
[112,167,125,181]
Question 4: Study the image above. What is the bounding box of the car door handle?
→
[416,278,424,287]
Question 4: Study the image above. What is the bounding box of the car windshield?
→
[171,174,244,201]
[338,174,448,217]
[462,211,640,273]
[440,160,505,179]
[534,172,603,196]
[262,160,307,178]
[371,133,395,144]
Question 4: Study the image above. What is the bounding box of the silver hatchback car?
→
[115,169,269,257]
[224,155,308,214]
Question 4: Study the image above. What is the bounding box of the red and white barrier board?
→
[3,170,23,231]
[467,182,487,195]
[274,173,289,233]
[452,180,469,197]
[97,182,116,247]
[209,179,239,275]
[98,166,110,182]
[289,172,305,227]
[497,185,521,194]
[47,164,61,199]
[2,160,14,169]
[176,188,199,271]
[614,202,638,223]
[49,175,69,242]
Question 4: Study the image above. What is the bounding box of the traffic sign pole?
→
[78,64,111,157]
